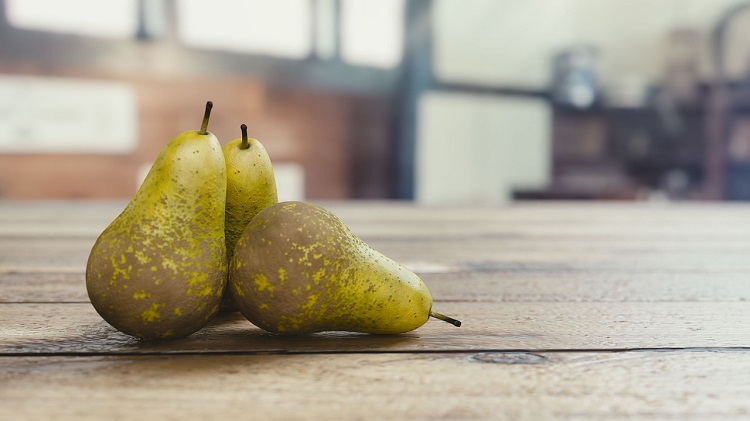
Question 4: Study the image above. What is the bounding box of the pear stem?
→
[430,310,461,327]
[240,124,250,150]
[199,101,213,134]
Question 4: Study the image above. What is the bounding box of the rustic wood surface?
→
[1,200,749,420]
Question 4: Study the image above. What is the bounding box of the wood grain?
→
[5,201,750,273]
[3,201,750,420]
[3,269,750,303]
[5,200,750,237]
[2,301,748,354]
[11,235,750,272]
[1,351,748,420]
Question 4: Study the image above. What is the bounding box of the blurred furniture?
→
[710,2,750,201]
[2,200,749,419]
[529,2,750,202]
[534,99,708,201]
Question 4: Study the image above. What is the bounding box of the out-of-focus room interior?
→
[3,0,750,204]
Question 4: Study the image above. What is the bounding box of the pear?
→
[86,101,227,340]
[229,201,460,334]
[220,123,278,312]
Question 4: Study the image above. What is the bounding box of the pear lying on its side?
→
[229,201,460,334]
[86,101,227,340]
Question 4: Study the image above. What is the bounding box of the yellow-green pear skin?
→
[229,201,435,334]
[220,124,278,312]
[223,125,278,259]
[86,103,227,340]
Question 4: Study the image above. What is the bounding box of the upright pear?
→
[86,101,227,340]
[220,124,278,312]
[229,201,460,334]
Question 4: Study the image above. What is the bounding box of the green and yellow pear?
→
[86,101,228,340]
[229,201,460,334]
[220,123,278,312]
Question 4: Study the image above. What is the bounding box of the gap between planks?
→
[3,302,749,354]
[2,346,750,358]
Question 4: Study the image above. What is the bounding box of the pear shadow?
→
[81,315,424,384]
[11,313,420,355]
[2,319,141,354]
[6,309,431,356]
[163,312,424,353]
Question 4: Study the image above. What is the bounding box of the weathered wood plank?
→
[2,302,748,354]
[1,351,748,420]
[3,269,750,303]
[3,201,750,421]
[5,234,750,273]
[4,201,750,239]
[5,201,750,274]
[0,238,93,272]
[0,201,123,237]
[423,270,750,303]
[0,271,87,302]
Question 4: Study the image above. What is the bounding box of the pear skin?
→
[229,201,460,334]
[86,101,227,340]
[220,124,278,312]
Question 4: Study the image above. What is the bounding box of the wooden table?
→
[1,200,749,420]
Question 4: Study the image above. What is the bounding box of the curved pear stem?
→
[199,101,213,135]
[240,124,250,150]
[430,310,461,327]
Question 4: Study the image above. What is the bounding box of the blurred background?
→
[3,0,750,204]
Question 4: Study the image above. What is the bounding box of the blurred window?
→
[176,0,312,58]
[314,0,337,60]
[5,0,138,38]
[5,0,405,68]
[340,0,404,68]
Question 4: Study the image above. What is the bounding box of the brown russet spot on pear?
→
[86,101,228,340]
[229,201,461,334]
[220,123,278,313]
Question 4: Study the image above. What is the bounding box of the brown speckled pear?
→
[229,201,461,334]
[86,101,227,340]
[219,124,278,313]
